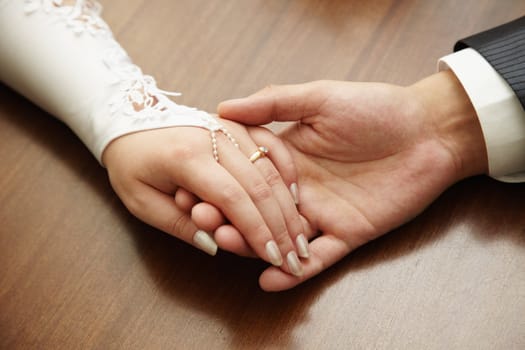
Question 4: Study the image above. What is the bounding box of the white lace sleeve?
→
[0,0,236,163]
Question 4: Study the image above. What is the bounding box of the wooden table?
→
[1,1,525,349]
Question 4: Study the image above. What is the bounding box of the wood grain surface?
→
[1,1,525,349]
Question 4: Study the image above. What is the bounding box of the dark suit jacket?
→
[455,16,525,110]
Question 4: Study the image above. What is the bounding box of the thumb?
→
[217,80,330,125]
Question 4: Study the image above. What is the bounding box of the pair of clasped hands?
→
[102,72,487,291]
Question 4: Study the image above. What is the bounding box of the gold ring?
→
[249,146,269,163]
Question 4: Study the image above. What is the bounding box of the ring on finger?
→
[249,146,269,163]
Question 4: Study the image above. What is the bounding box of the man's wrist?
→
[409,70,488,181]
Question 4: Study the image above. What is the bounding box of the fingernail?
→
[287,251,303,277]
[265,240,283,266]
[193,230,218,256]
[290,183,299,205]
[296,234,310,258]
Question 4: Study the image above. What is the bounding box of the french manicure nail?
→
[287,251,303,277]
[290,183,299,205]
[265,240,283,266]
[193,230,218,256]
[296,234,310,258]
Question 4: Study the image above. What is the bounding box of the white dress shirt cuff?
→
[438,48,525,183]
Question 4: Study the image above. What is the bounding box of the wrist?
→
[409,70,488,181]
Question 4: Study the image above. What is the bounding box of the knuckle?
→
[263,168,282,187]
[220,183,245,205]
[290,215,303,232]
[249,181,273,202]
[273,227,292,247]
[169,213,191,237]
[251,222,271,242]
[170,144,197,161]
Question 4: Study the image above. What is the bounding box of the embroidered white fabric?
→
[0,0,236,163]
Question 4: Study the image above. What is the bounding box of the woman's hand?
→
[102,118,309,277]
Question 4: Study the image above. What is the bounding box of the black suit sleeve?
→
[454,16,525,110]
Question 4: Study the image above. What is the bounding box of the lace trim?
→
[25,0,108,35]
[103,46,185,121]
[25,0,239,161]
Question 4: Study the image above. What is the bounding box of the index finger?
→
[175,157,290,268]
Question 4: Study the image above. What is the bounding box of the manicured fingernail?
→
[265,240,283,266]
[296,234,310,258]
[290,183,299,205]
[193,230,218,256]
[287,251,303,277]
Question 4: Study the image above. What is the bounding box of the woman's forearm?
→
[0,0,220,163]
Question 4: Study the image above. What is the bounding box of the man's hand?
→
[215,71,487,291]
